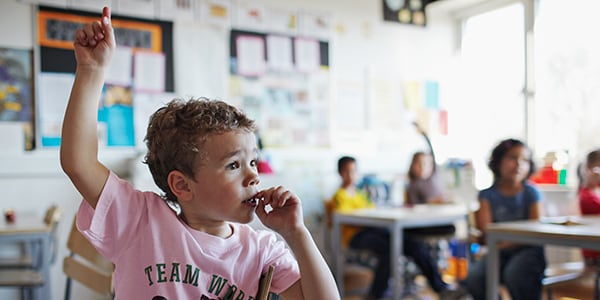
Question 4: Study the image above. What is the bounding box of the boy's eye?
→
[250,159,258,167]
[227,162,240,170]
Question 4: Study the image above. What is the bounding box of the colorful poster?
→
[0,48,33,124]
[100,85,134,146]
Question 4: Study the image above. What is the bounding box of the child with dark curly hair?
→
[462,138,546,300]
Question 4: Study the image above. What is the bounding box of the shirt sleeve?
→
[76,171,153,260]
[260,232,301,294]
[579,188,600,215]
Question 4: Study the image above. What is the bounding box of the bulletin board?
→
[37,6,173,89]
[229,29,331,148]
[36,6,173,148]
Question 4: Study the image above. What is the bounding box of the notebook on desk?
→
[540,216,584,226]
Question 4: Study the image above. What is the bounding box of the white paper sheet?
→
[266,35,293,72]
[158,0,194,20]
[133,52,165,93]
[114,0,156,19]
[37,73,75,146]
[294,37,319,73]
[106,47,133,86]
[236,35,265,76]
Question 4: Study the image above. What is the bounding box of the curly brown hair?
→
[143,97,257,202]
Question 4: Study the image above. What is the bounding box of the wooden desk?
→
[332,203,468,300]
[486,216,600,300]
[0,215,52,299]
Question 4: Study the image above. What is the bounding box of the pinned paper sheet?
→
[403,81,421,111]
[425,80,439,109]
[133,52,165,93]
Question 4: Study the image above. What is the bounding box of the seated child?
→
[578,149,600,266]
[406,122,446,205]
[462,138,546,300]
[405,122,455,236]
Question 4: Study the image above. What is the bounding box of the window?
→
[446,2,526,188]
[534,0,600,171]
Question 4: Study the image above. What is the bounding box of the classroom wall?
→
[0,0,460,299]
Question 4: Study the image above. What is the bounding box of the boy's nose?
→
[247,172,260,186]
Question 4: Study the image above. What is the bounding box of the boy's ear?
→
[168,170,193,202]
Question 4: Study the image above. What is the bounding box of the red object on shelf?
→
[532,166,558,184]
[4,209,15,223]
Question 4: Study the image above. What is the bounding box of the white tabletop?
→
[486,216,600,300]
[0,214,49,235]
[332,203,469,300]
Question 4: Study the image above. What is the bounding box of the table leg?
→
[332,219,344,298]
[486,236,500,300]
[391,224,403,300]
[35,234,51,300]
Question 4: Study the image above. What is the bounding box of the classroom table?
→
[486,216,600,300]
[0,214,53,299]
[332,203,469,300]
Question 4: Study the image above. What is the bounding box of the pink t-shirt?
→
[77,171,300,299]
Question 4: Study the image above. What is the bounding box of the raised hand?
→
[73,6,115,69]
[412,121,425,135]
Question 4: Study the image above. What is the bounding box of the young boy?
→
[60,7,339,300]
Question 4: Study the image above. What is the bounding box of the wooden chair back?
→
[43,205,61,227]
[323,199,335,229]
[63,217,114,299]
[322,199,374,297]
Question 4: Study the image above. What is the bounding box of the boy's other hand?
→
[73,6,115,69]
[255,186,304,238]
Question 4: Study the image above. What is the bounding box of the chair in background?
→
[63,216,114,300]
[0,205,62,300]
[322,200,376,299]
[0,270,44,300]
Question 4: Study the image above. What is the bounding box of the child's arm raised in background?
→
[256,186,341,300]
[60,7,115,208]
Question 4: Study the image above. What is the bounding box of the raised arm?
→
[413,121,436,171]
[256,186,340,300]
[60,7,115,208]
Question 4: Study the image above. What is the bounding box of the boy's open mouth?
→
[243,196,261,207]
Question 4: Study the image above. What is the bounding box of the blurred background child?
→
[462,138,546,300]
[405,122,455,237]
[406,122,446,205]
[577,148,600,266]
